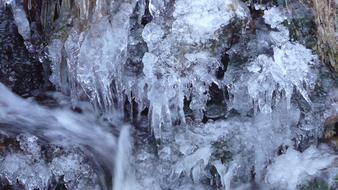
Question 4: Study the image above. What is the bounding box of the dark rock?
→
[0,6,44,96]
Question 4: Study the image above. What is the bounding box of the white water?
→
[0,84,117,190]
[113,125,140,190]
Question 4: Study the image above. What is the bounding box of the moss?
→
[298,178,329,190]
[282,17,317,49]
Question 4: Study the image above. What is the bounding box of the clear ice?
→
[1,1,338,190]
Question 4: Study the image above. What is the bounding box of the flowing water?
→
[0,0,338,190]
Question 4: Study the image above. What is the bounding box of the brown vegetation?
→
[309,0,337,72]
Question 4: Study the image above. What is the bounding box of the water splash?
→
[0,83,117,189]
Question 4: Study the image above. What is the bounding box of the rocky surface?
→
[0,5,45,96]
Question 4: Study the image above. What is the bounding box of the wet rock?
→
[283,1,317,49]
[0,5,44,96]
[323,114,338,150]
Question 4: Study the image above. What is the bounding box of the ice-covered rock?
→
[225,6,319,114]
[228,42,318,114]
[263,6,286,29]
[172,0,248,44]
[265,146,336,190]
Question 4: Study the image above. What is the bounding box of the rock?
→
[298,178,329,190]
[0,5,44,96]
[323,114,338,149]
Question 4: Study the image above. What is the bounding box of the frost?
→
[50,154,99,190]
[172,0,248,43]
[226,6,318,114]
[0,154,51,190]
[263,6,287,29]
[266,146,336,190]
[17,135,41,159]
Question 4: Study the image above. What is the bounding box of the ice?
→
[3,1,337,190]
[0,154,51,190]
[48,39,64,90]
[148,0,163,17]
[265,146,337,190]
[137,0,249,134]
[175,145,212,180]
[142,23,164,50]
[263,6,287,29]
[16,135,41,159]
[226,6,318,114]
[10,3,30,41]
[50,153,100,190]
[172,0,248,43]
[64,1,136,111]
[0,148,100,190]
[48,0,249,133]
[213,160,238,190]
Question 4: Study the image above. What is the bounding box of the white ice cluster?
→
[47,0,249,139]
[228,43,318,114]
[0,134,100,190]
[226,6,318,114]
[139,0,248,138]
[266,146,336,190]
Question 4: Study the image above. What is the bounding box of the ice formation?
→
[266,146,337,189]
[1,0,338,190]
[48,0,250,136]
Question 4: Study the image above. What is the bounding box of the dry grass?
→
[309,0,337,72]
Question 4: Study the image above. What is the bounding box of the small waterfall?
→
[113,125,139,190]
[0,84,117,189]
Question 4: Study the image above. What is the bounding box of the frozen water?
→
[225,6,318,114]
[2,1,338,190]
[0,154,51,190]
[9,2,30,41]
[228,42,318,113]
[263,6,287,29]
[48,39,64,90]
[172,0,248,44]
[266,146,337,190]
